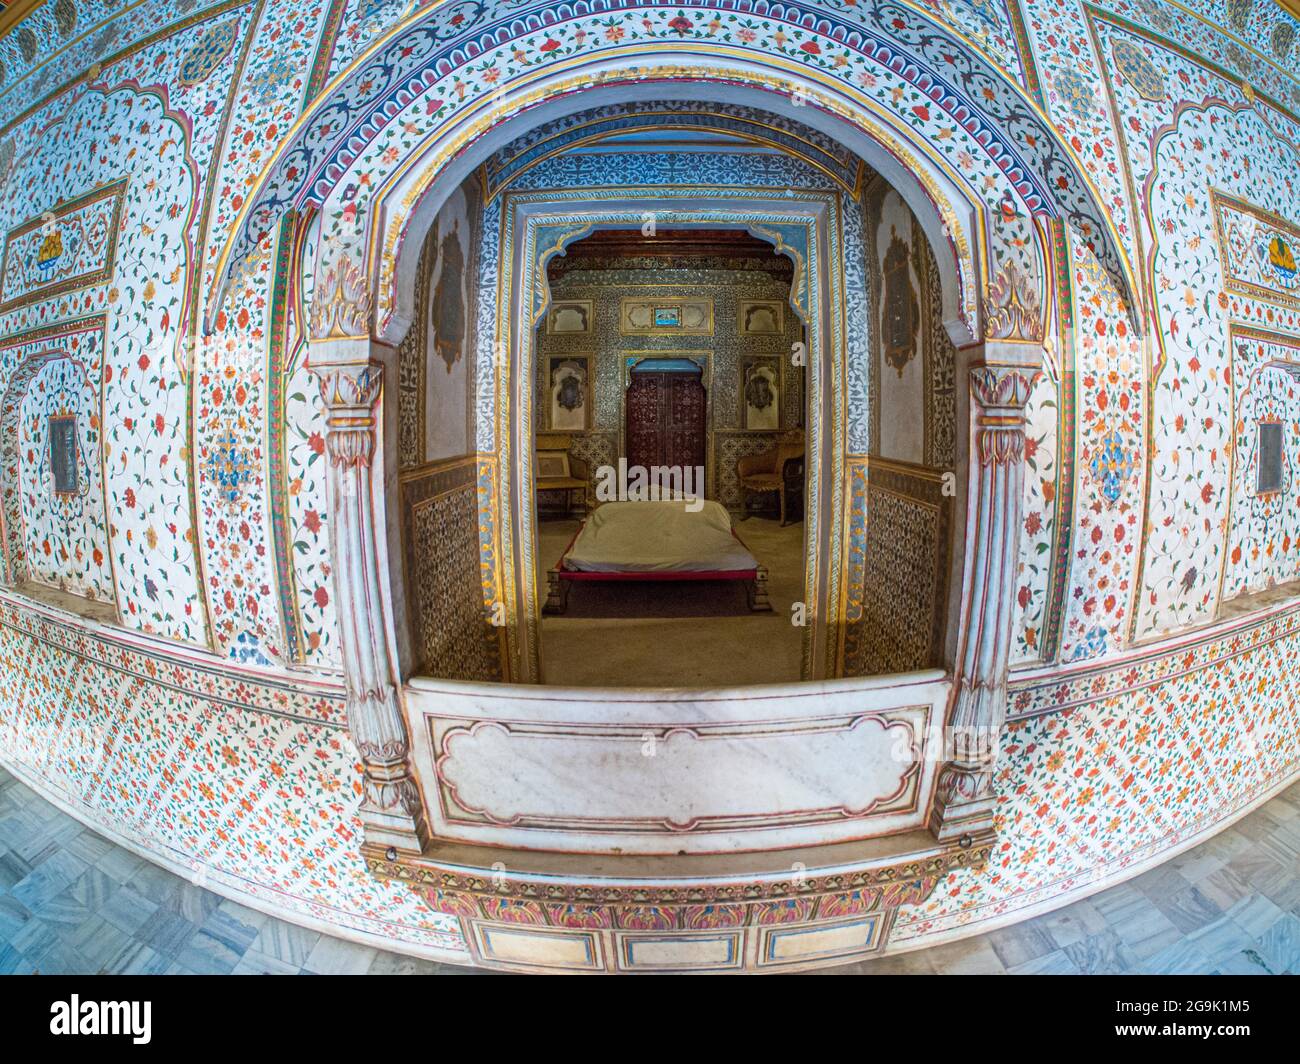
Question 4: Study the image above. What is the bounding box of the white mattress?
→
[562,500,758,573]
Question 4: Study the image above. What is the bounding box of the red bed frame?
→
[543,520,772,614]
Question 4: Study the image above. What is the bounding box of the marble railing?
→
[405,670,949,856]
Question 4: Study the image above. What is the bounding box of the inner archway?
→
[533,225,810,688]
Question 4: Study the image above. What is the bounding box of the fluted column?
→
[315,360,426,853]
[931,362,1038,844]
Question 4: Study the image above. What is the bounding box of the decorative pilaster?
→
[931,363,1038,844]
[315,360,427,853]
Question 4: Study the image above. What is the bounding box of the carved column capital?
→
[969,365,1039,467]
[316,362,383,469]
[310,357,427,853]
[969,364,1037,413]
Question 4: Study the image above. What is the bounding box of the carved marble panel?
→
[406,673,946,854]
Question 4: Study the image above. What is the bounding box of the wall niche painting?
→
[548,355,591,431]
[547,300,593,334]
[880,227,919,377]
[430,207,469,373]
[739,300,783,335]
[741,356,781,431]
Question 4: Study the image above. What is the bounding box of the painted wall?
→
[0,0,1295,962]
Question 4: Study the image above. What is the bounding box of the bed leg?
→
[748,566,773,612]
[543,569,569,615]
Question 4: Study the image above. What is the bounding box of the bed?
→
[543,499,772,614]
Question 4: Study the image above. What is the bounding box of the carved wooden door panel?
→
[625,371,707,488]
[665,374,706,476]
[625,374,665,471]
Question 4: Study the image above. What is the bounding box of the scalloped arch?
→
[210,0,1138,327]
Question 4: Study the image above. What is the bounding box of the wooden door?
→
[626,371,707,485]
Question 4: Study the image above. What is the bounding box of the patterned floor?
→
[1,765,1296,974]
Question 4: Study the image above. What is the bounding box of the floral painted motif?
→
[1111,36,1168,103]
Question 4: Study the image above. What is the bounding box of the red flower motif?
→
[540,37,561,52]
[800,41,821,55]
[124,488,136,508]
[308,432,325,455]
[668,15,692,34]
[304,510,322,535]
[314,586,330,608]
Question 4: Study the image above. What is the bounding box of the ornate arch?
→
[208,0,1138,335]
[240,1,1104,857]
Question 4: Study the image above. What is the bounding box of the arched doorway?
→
[210,3,1134,969]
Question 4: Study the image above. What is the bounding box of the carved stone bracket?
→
[932,362,1039,844]
[314,360,427,853]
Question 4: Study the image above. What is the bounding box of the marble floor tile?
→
[1187,916,1259,967]
[94,846,146,884]
[167,881,223,925]
[986,921,1059,969]
[1111,906,1184,961]
[98,885,158,937]
[1255,913,1300,975]
[62,914,134,973]
[126,862,185,908]
[232,948,302,975]
[303,935,378,975]
[199,906,260,956]
[29,887,91,929]
[1214,949,1277,975]
[1007,949,1080,975]
[1196,866,1255,910]
[1038,900,1110,949]
[1152,884,1224,935]
[1226,849,1292,897]
[61,828,115,867]
[1130,862,1194,904]
[67,866,119,912]
[175,928,245,975]
[1062,930,1140,974]
[103,941,171,976]
[10,850,87,910]
[217,898,272,932]
[0,849,33,892]
[1225,893,1287,938]
[0,892,32,940]
[0,942,34,975]
[135,907,198,959]
[1137,939,1216,975]
[252,920,320,967]
[1088,882,1149,926]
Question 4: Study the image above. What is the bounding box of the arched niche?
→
[241,17,1063,893]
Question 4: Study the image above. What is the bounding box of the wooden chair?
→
[737,430,804,526]
[535,432,590,518]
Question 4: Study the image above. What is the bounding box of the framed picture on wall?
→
[741,356,781,431]
[536,451,571,481]
[548,355,591,431]
[739,300,783,335]
[547,300,594,334]
[620,297,713,335]
[48,415,80,495]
